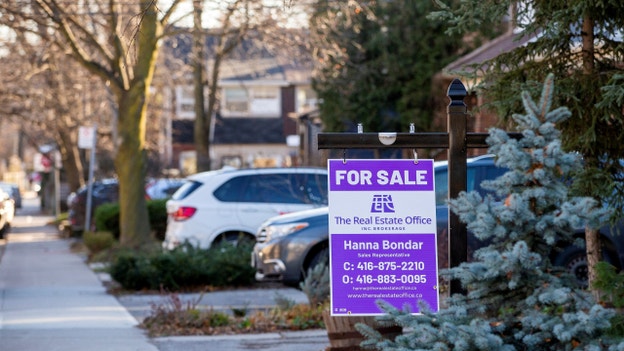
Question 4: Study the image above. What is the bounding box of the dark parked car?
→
[252,155,624,287]
[66,177,193,236]
[66,179,119,234]
[145,178,185,200]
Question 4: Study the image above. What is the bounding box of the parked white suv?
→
[163,167,328,249]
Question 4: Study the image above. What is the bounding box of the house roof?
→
[162,29,313,84]
[442,29,537,75]
[215,57,312,85]
[443,25,622,80]
[218,58,287,82]
[162,31,272,65]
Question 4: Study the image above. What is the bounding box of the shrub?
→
[93,199,168,241]
[108,242,255,291]
[204,242,256,287]
[300,256,330,307]
[140,289,326,336]
[147,199,168,241]
[593,261,624,337]
[281,303,326,330]
[109,250,161,290]
[83,231,116,255]
[94,203,120,239]
[148,245,212,290]
[141,291,233,336]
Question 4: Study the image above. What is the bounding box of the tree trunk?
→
[56,128,85,193]
[111,0,161,249]
[581,13,594,74]
[193,0,211,172]
[581,14,600,298]
[195,3,250,172]
[585,226,601,298]
[115,87,151,248]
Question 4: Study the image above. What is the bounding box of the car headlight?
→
[258,222,309,243]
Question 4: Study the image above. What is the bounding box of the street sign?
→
[328,159,439,316]
[79,124,98,232]
[78,126,96,149]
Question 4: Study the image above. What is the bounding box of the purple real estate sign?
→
[328,159,439,316]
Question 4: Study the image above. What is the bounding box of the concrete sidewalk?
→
[0,196,330,351]
[0,199,159,351]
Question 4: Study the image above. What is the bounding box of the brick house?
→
[433,28,536,154]
[158,36,317,174]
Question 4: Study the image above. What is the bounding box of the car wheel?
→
[553,244,618,289]
[214,231,255,247]
[554,246,588,288]
[306,246,329,274]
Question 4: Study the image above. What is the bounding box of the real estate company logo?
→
[370,194,395,213]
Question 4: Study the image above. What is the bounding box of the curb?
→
[152,329,328,342]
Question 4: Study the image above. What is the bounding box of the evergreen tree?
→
[309,0,470,132]
[357,75,624,350]
[430,0,624,286]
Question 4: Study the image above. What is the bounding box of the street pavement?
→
[0,194,330,351]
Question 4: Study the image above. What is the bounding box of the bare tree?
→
[0,30,111,194]
[191,0,313,172]
[0,0,186,248]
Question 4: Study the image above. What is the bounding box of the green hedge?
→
[94,203,120,238]
[108,242,256,291]
[94,199,168,241]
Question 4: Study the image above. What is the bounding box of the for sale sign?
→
[328,159,439,316]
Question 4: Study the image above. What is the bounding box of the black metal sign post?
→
[318,79,518,295]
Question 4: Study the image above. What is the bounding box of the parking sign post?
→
[79,124,97,233]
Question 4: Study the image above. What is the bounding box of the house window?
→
[180,103,194,112]
[250,87,280,116]
[180,86,194,99]
[222,86,281,117]
[176,86,196,119]
[296,86,318,112]
[253,87,278,100]
[224,88,249,113]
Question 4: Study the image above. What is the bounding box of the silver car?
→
[252,155,624,289]
[252,206,329,287]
